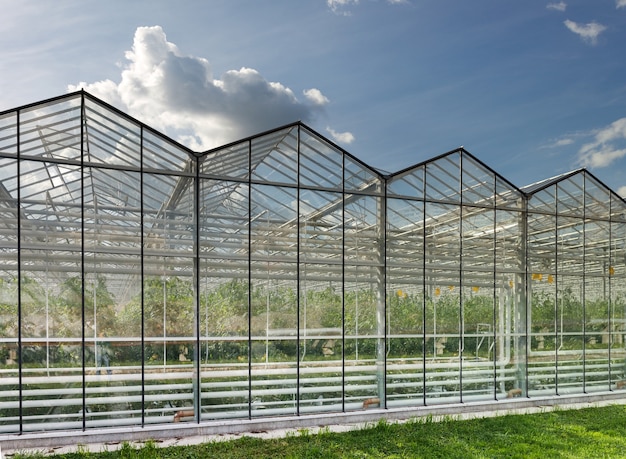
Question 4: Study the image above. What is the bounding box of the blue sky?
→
[2,0,626,194]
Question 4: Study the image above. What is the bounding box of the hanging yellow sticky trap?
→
[609,266,615,276]
[472,286,480,293]
[509,280,514,288]
[396,289,403,297]
[448,285,454,291]
[434,287,441,296]
[547,274,554,284]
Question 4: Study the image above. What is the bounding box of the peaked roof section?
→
[387,147,524,209]
[523,168,626,221]
[200,121,383,191]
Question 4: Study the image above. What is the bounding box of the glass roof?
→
[1,90,626,301]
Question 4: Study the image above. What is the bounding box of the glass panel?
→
[424,199,462,407]
[250,184,298,262]
[299,266,343,414]
[83,167,142,427]
[344,155,381,194]
[425,153,460,203]
[387,166,424,199]
[557,175,584,217]
[299,129,343,190]
[461,205,496,401]
[344,275,384,410]
[251,128,298,185]
[528,221,557,399]
[0,111,18,157]
[495,177,522,210]
[199,273,249,420]
[425,202,461,272]
[84,98,141,168]
[299,189,343,264]
[142,168,195,425]
[344,195,382,265]
[425,269,460,404]
[20,160,83,431]
[584,272,610,393]
[494,209,522,400]
[199,178,249,420]
[19,96,82,161]
[584,175,611,220]
[386,198,424,408]
[557,276,584,395]
[461,156,494,206]
[461,281,495,402]
[250,264,297,417]
[143,129,191,173]
[461,206,494,270]
[201,141,249,180]
[609,220,626,389]
[553,216,584,395]
[528,187,555,214]
[0,158,18,433]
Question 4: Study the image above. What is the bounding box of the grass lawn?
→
[9,404,626,458]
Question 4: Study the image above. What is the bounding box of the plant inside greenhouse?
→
[1,91,626,438]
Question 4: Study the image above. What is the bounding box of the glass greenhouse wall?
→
[1,91,626,434]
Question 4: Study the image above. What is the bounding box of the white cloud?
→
[618,186,626,198]
[326,127,355,145]
[327,0,359,15]
[69,26,328,151]
[543,137,574,149]
[564,20,606,44]
[578,118,626,168]
[618,0,626,8]
[547,2,566,11]
[303,88,330,106]
[553,138,574,147]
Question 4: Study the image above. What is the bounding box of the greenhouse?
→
[1,90,626,436]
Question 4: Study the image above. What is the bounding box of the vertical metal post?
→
[140,125,145,426]
[492,183,497,400]
[582,176,587,393]
[296,125,301,416]
[516,198,529,395]
[422,169,427,406]
[341,154,346,412]
[193,154,201,421]
[16,108,23,433]
[80,92,87,430]
[459,154,464,403]
[376,181,386,406]
[247,139,253,419]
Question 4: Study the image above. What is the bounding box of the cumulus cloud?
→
[618,186,626,198]
[578,118,626,168]
[618,0,626,8]
[547,2,566,11]
[326,127,355,144]
[303,88,329,106]
[69,26,331,151]
[564,20,606,44]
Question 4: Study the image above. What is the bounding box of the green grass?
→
[11,405,626,458]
